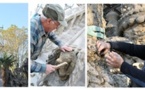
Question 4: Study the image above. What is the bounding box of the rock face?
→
[87,4,118,87]
[87,4,106,27]
[55,50,77,81]
[87,36,129,87]
[117,5,145,45]
[87,4,145,87]
[42,48,85,86]
[105,10,119,36]
[104,4,145,45]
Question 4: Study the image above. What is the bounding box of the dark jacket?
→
[109,42,145,82]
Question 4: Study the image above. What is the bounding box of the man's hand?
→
[105,51,124,68]
[96,41,111,55]
[45,64,56,75]
[60,46,73,52]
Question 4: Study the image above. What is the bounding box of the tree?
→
[0,53,16,86]
[1,25,28,66]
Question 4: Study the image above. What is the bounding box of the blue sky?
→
[0,3,28,29]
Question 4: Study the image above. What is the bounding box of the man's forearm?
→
[109,42,145,60]
[121,61,145,82]
[48,32,63,47]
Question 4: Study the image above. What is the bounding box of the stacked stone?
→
[118,4,145,45]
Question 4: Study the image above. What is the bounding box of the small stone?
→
[128,17,135,26]
[136,16,145,23]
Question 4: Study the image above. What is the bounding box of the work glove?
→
[87,25,106,39]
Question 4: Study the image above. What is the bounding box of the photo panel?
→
[87,4,145,87]
[30,4,86,86]
[0,3,28,87]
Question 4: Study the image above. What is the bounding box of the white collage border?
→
[0,0,145,90]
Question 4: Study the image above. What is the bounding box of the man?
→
[96,41,145,87]
[31,4,72,74]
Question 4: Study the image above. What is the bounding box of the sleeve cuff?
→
[107,41,113,51]
[58,42,63,48]
[31,61,46,73]
[120,61,129,74]
[107,41,120,51]
[40,64,46,73]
